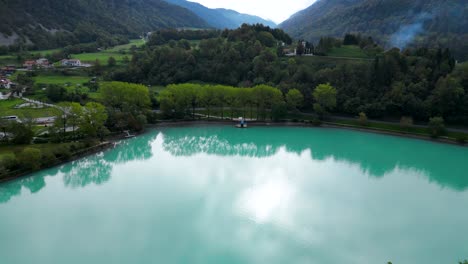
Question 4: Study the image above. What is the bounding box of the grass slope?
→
[34,75,90,85]
[70,52,127,64]
[327,45,371,59]
[0,99,61,118]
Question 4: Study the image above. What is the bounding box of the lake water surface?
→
[1,126,467,264]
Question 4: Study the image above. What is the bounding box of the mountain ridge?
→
[0,0,208,49]
[164,0,276,29]
[280,0,468,60]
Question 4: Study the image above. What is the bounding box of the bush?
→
[69,143,85,152]
[16,148,42,170]
[41,150,56,166]
[8,123,34,144]
[0,155,18,171]
[32,137,49,144]
[311,118,322,126]
[428,117,446,138]
[400,116,413,130]
[53,145,72,160]
[84,139,99,148]
[146,112,160,124]
[456,134,467,144]
[358,112,368,126]
[271,102,287,121]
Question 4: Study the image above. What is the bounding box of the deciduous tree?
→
[313,83,337,116]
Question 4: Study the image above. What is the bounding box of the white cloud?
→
[188,0,317,24]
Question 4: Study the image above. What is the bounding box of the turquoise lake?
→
[1,125,467,264]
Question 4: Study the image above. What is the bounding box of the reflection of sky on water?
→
[1,126,468,264]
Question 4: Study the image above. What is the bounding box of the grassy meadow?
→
[0,98,61,118]
[34,74,90,85]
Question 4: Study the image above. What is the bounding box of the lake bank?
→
[0,142,115,184]
[153,120,467,147]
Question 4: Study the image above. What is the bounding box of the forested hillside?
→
[164,0,276,29]
[112,25,468,125]
[0,0,208,50]
[280,0,468,60]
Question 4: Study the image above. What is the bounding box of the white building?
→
[61,59,82,67]
[0,78,14,89]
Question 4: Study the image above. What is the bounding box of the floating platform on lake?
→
[123,130,136,138]
[235,124,248,128]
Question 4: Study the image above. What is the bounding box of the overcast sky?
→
[188,0,317,24]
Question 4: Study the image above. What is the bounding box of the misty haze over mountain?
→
[280,0,468,60]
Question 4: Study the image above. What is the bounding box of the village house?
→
[0,78,15,89]
[36,58,50,67]
[0,65,16,75]
[23,58,51,69]
[61,59,82,67]
[23,60,36,69]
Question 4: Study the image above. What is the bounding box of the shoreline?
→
[1,120,466,184]
[152,120,467,147]
[0,141,117,184]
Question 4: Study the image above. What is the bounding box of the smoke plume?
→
[390,12,432,50]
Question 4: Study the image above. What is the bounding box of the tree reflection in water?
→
[0,133,156,202]
[160,126,468,191]
[0,168,57,203]
[63,133,156,188]
[63,157,112,188]
[1,126,467,204]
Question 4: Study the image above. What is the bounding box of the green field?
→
[29,48,62,56]
[106,39,145,52]
[70,39,142,64]
[293,55,373,69]
[0,54,20,66]
[34,75,90,85]
[31,39,143,56]
[327,45,372,59]
[70,52,127,64]
[0,98,61,118]
[0,54,15,60]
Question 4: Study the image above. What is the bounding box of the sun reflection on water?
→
[237,176,295,224]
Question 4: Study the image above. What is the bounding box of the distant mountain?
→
[0,0,208,49]
[164,0,277,29]
[280,0,468,60]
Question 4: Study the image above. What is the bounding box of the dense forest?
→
[113,24,468,125]
[0,0,207,51]
[280,0,468,61]
[164,0,276,29]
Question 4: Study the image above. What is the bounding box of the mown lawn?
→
[70,52,127,64]
[34,74,90,85]
[0,54,20,66]
[0,98,61,118]
[106,39,145,52]
[0,54,16,60]
[29,48,62,56]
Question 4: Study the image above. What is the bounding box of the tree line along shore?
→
[1,25,468,178]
